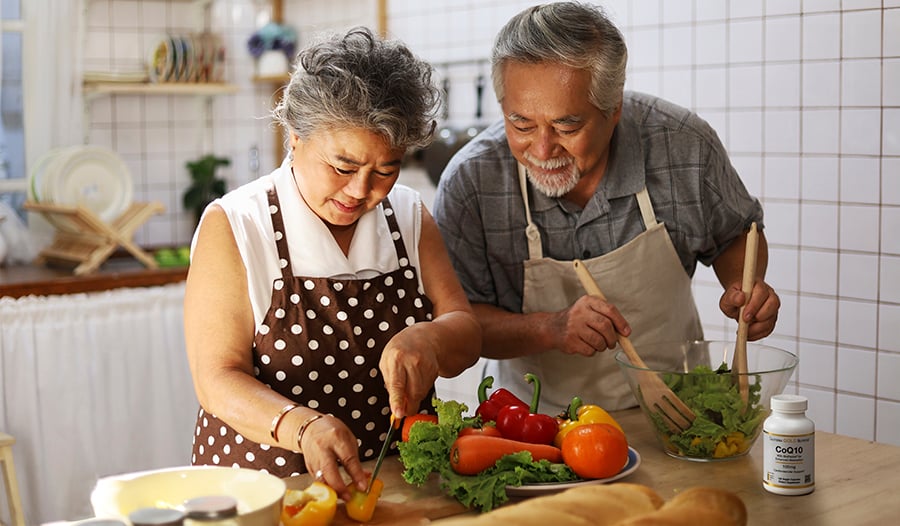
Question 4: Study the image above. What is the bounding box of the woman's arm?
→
[379,206,482,417]
[185,207,329,452]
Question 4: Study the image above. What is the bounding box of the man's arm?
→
[474,296,632,359]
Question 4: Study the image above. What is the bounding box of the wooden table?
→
[286,408,900,525]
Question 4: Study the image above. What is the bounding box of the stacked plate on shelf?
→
[29,145,134,225]
[148,32,226,83]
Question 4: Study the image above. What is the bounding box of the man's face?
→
[500,61,620,197]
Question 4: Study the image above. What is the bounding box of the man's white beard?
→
[523,152,580,198]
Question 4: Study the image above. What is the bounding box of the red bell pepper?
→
[495,373,558,445]
[475,375,527,423]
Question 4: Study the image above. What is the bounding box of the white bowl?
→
[90,465,285,526]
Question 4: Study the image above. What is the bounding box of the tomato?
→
[561,423,629,479]
[458,424,503,438]
[401,414,438,442]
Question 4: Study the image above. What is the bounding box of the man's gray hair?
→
[491,1,627,117]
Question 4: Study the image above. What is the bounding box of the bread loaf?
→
[615,486,748,526]
[438,483,746,526]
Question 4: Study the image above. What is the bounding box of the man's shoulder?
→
[441,121,516,184]
[623,91,721,145]
[452,120,510,163]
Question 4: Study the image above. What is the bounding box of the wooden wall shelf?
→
[83,82,239,99]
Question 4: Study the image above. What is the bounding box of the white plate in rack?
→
[41,146,134,223]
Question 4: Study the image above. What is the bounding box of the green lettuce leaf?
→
[653,364,764,457]
[397,398,577,512]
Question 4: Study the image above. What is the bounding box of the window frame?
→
[0,8,26,196]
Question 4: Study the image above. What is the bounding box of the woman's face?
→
[290,127,404,227]
[500,61,620,197]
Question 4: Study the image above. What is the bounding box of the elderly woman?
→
[185,26,480,500]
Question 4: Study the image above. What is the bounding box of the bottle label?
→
[763,430,815,489]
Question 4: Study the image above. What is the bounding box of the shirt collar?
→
[273,161,395,277]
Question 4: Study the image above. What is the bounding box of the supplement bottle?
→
[763,394,815,495]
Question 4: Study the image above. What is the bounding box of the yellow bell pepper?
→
[281,481,337,526]
[554,397,624,447]
[345,477,383,523]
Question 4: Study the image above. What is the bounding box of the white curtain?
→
[22,0,84,156]
[21,0,85,246]
[0,284,199,525]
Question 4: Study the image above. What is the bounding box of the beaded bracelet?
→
[296,414,326,454]
[269,403,299,442]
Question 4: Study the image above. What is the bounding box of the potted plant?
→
[183,154,230,226]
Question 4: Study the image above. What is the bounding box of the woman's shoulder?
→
[387,183,422,212]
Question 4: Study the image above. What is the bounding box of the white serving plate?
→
[506,446,641,497]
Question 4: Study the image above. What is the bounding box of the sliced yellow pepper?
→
[345,477,383,523]
[554,397,624,447]
[281,481,337,526]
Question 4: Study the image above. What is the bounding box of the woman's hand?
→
[379,325,442,418]
[298,414,369,502]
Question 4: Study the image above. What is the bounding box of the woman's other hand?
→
[298,414,369,502]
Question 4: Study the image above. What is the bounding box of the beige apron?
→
[483,163,703,414]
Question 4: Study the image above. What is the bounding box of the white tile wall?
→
[82,0,900,445]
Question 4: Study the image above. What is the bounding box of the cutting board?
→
[284,456,469,524]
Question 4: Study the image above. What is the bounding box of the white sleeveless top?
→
[192,159,425,326]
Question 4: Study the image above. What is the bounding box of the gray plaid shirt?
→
[432,91,763,313]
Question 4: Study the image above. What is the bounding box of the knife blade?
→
[367,414,400,493]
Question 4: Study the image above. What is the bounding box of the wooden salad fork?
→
[573,260,696,433]
[731,222,759,410]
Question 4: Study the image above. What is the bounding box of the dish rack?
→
[24,201,165,275]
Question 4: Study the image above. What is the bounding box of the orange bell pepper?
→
[281,481,337,526]
[554,396,623,447]
[345,477,383,522]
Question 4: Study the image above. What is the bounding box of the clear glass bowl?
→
[615,340,798,462]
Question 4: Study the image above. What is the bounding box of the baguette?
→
[438,483,662,526]
[438,483,746,526]
[615,486,748,526]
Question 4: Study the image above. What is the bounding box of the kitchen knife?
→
[367,414,400,493]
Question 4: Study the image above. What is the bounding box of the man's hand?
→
[550,295,632,356]
[719,277,780,340]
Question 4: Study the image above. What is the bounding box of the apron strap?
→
[635,187,657,228]
[380,197,412,268]
[517,163,544,260]
[266,184,293,280]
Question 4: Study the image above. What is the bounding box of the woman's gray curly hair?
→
[491,1,627,118]
[273,26,440,152]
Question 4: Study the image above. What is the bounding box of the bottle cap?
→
[183,495,239,520]
[128,507,185,526]
[771,394,808,412]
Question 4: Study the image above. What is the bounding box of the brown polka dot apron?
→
[192,187,435,477]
